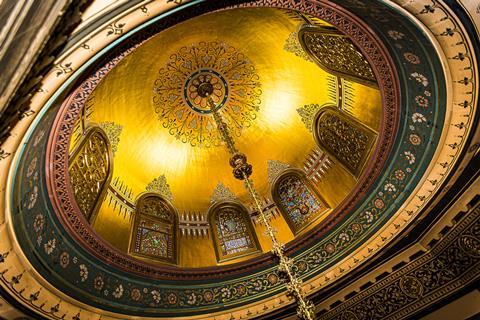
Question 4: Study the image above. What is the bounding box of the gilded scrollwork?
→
[145,175,173,201]
[210,183,237,204]
[298,24,377,88]
[313,106,377,177]
[153,41,261,148]
[99,121,122,156]
[68,126,113,223]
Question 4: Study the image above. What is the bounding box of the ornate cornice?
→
[318,199,480,320]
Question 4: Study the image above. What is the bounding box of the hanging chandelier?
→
[197,79,316,320]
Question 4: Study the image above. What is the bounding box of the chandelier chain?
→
[207,96,315,320]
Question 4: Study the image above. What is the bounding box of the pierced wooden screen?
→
[68,126,113,224]
[313,106,377,178]
[272,169,328,234]
[129,193,177,264]
[298,24,377,88]
[208,202,260,262]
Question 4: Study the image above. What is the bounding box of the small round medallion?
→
[183,69,228,114]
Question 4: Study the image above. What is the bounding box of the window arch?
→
[313,106,377,178]
[129,193,178,264]
[272,169,329,234]
[68,125,113,224]
[208,201,260,262]
[298,24,377,88]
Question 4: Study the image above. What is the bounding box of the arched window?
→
[313,106,377,178]
[298,24,377,88]
[208,202,260,262]
[68,125,113,224]
[129,193,178,264]
[272,169,328,234]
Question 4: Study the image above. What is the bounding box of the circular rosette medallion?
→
[153,41,261,147]
[184,69,228,114]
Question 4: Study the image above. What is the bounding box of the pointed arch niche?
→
[298,24,378,88]
[313,106,377,178]
[68,125,113,224]
[272,169,330,234]
[129,193,178,264]
[208,201,260,262]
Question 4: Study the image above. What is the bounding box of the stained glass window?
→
[130,194,177,264]
[276,173,323,233]
[209,203,259,261]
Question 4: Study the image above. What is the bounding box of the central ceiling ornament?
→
[153,41,261,147]
[184,69,228,114]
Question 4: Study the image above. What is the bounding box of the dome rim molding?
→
[0,0,477,319]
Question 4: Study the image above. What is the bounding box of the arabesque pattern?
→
[68,126,112,222]
[153,41,261,147]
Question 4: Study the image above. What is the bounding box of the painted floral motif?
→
[411,72,429,86]
[374,198,385,209]
[412,113,426,123]
[79,264,88,282]
[387,30,404,40]
[409,134,422,145]
[325,243,336,254]
[113,284,124,298]
[151,290,161,303]
[297,261,308,272]
[130,288,142,301]
[253,280,263,291]
[59,251,69,268]
[203,290,214,303]
[220,287,231,299]
[339,232,350,241]
[27,186,38,209]
[404,151,416,164]
[395,170,406,180]
[364,211,373,223]
[384,183,396,193]
[167,292,177,304]
[44,239,56,255]
[33,214,44,232]
[351,223,362,233]
[415,95,429,108]
[267,273,278,285]
[187,292,197,304]
[404,52,420,64]
[26,157,37,177]
[93,276,104,291]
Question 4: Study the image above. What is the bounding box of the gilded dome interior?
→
[3,0,478,319]
[68,8,382,267]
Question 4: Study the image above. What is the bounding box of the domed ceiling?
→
[71,7,382,266]
[1,0,478,319]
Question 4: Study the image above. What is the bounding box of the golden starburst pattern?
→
[152,41,261,147]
